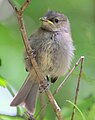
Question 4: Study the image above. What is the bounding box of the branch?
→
[8,0,63,120]
[8,0,18,12]
[71,56,84,120]
[20,0,31,14]
[54,56,84,95]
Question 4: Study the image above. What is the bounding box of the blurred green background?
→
[0,0,95,120]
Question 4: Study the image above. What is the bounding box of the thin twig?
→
[20,0,31,14]
[46,90,63,119]
[8,0,63,120]
[35,56,84,119]
[54,56,84,95]
[8,0,18,12]
[71,56,84,120]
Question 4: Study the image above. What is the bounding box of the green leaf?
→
[0,76,7,87]
[66,100,86,120]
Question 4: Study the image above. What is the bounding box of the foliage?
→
[0,76,7,87]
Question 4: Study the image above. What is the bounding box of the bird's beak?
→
[40,17,54,25]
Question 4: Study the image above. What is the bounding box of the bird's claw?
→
[39,79,50,93]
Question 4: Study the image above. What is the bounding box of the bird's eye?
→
[54,18,59,23]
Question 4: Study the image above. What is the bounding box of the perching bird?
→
[10,11,74,115]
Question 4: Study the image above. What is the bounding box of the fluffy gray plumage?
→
[10,11,74,115]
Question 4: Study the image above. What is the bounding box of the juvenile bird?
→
[10,11,74,115]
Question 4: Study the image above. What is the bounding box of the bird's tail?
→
[10,69,39,114]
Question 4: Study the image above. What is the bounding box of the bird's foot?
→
[39,77,50,93]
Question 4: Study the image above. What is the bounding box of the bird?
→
[10,11,74,115]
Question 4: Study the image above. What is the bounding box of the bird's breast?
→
[33,30,74,77]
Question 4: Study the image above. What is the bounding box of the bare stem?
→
[8,0,63,120]
[46,90,63,120]
[71,56,84,120]
[20,0,31,14]
[8,0,18,12]
[54,56,84,95]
